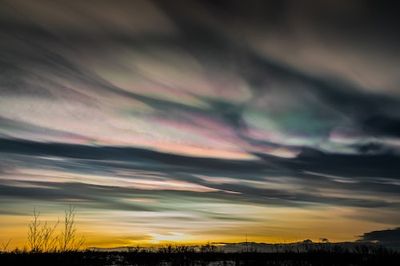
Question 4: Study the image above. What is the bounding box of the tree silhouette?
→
[27,206,85,252]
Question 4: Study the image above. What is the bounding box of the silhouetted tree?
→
[27,209,42,252]
[27,206,85,253]
[59,206,85,252]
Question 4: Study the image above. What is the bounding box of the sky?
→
[0,0,400,248]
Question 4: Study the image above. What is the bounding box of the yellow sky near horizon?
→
[0,205,393,250]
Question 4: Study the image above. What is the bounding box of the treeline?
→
[1,249,399,266]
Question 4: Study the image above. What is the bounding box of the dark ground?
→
[1,250,399,266]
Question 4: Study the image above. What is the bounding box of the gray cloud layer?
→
[1,137,399,224]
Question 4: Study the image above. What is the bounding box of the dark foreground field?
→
[1,250,399,266]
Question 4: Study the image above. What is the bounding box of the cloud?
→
[2,0,400,159]
[1,138,399,211]
[358,228,400,250]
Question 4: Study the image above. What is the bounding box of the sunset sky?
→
[1,0,400,249]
